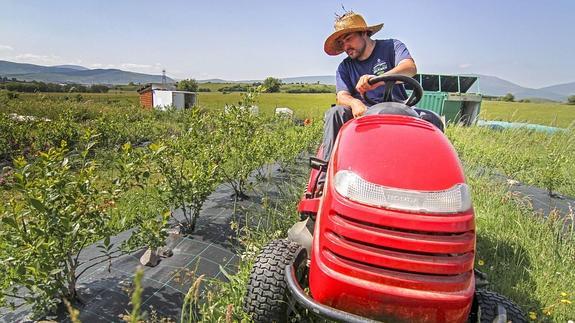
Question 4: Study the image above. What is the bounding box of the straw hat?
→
[324,12,383,56]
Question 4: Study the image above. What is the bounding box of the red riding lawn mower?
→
[244,75,527,322]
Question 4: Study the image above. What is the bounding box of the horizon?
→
[1,0,574,89]
[1,59,571,92]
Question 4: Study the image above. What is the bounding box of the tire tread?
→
[243,239,301,323]
[476,289,527,323]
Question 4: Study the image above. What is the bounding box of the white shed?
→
[153,90,196,110]
[138,84,196,110]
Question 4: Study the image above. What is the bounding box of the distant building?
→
[137,83,196,110]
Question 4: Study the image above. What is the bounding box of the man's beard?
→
[346,41,366,60]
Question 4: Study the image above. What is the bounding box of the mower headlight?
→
[334,170,471,214]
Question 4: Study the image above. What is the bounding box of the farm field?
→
[6,90,575,126]
[481,100,575,128]
[0,89,323,321]
[448,126,575,197]
[1,89,574,321]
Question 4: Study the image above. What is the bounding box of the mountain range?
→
[469,74,573,101]
[1,60,573,101]
[0,60,174,85]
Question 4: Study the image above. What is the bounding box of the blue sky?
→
[0,0,573,88]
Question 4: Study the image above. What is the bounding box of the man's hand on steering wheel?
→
[362,74,423,107]
[355,74,385,94]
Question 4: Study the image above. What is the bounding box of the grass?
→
[470,172,575,321]
[195,92,334,119]
[481,101,575,128]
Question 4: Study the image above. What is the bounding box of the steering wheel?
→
[361,74,423,107]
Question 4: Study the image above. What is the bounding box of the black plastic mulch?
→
[475,167,574,223]
[507,179,574,224]
[0,163,300,323]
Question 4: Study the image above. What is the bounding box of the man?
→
[321,11,418,163]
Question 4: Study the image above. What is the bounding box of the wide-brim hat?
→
[324,12,383,56]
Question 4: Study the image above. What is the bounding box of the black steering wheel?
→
[362,74,423,107]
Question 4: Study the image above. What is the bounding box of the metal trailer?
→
[405,74,482,126]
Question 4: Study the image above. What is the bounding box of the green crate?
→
[406,74,483,125]
[416,92,448,115]
[442,100,463,123]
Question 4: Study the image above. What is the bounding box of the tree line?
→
[0,78,109,93]
[176,77,335,94]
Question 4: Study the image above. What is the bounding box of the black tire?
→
[243,239,304,323]
[474,289,527,323]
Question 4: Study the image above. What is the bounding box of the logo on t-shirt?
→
[373,58,388,76]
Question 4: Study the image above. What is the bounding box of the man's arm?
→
[335,63,368,118]
[387,58,417,77]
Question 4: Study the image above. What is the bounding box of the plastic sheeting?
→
[1,162,304,322]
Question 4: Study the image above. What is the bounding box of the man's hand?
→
[355,74,385,94]
[350,99,367,118]
[335,91,367,118]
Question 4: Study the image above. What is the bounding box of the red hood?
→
[330,115,465,192]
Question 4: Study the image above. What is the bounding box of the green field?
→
[1,89,574,321]
[7,90,575,127]
[481,100,575,128]
[6,91,335,120]
[196,92,334,119]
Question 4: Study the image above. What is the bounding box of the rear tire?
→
[474,289,527,323]
[243,239,304,323]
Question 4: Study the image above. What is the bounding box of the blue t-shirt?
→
[335,39,412,105]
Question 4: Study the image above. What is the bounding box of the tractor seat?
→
[414,108,445,132]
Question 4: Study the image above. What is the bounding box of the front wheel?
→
[243,239,305,323]
[473,289,527,323]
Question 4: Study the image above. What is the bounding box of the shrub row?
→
[447,125,575,197]
[0,87,322,318]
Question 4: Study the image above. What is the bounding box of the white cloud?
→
[121,63,152,69]
[458,63,472,69]
[0,45,14,51]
